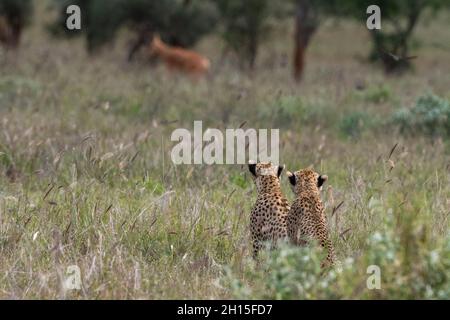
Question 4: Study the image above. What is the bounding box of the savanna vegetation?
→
[0,0,449,299]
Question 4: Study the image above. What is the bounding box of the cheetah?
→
[248,161,290,259]
[286,168,336,267]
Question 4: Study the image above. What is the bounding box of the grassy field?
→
[0,8,449,299]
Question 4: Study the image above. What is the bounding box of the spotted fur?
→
[248,161,290,259]
[286,168,335,267]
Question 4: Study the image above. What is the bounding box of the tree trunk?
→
[0,15,21,48]
[293,0,319,82]
[128,29,153,62]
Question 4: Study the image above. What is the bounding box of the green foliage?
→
[160,0,218,48]
[358,84,392,104]
[314,0,448,72]
[121,0,218,47]
[50,0,218,52]
[229,172,249,189]
[143,177,165,196]
[0,0,33,24]
[362,229,450,299]
[49,0,123,50]
[0,0,32,18]
[84,0,124,52]
[339,111,375,138]
[392,93,450,137]
[223,229,450,299]
[0,0,33,47]
[215,0,288,68]
[223,242,330,299]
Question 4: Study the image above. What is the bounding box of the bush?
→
[48,0,123,51]
[392,93,450,137]
[50,0,218,53]
[229,172,249,189]
[223,242,337,299]
[339,111,376,139]
[215,0,289,69]
[318,0,449,73]
[160,0,218,48]
[360,85,392,104]
[222,229,450,299]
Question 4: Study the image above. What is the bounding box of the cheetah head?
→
[286,167,328,195]
[248,160,284,193]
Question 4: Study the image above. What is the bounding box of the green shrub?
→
[316,0,448,73]
[339,111,375,138]
[259,95,334,128]
[223,242,336,299]
[214,0,290,68]
[50,0,218,52]
[229,172,249,189]
[392,93,450,137]
[361,85,391,104]
[223,230,450,299]
[143,177,165,195]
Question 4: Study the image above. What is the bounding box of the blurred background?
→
[2,0,449,77]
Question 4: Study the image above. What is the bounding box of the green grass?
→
[0,10,449,299]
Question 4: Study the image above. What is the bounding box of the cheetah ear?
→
[318,175,328,188]
[287,171,296,186]
[277,165,284,178]
[248,160,257,177]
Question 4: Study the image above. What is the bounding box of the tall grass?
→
[0,10,449,299]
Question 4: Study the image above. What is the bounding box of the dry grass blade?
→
[23,216,32,228]
[331,201,344,218]
[340,228,351,239]
[130,151,139,163]
[224,189,236,206]
[160,120,179,126]
[103,204,113,217]
[63,221,72,236]
[43,184,54,200]
[80,135,93,145]
[388,143,398,160]
[216,229,230,236]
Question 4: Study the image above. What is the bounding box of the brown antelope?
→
[149,34,210,78]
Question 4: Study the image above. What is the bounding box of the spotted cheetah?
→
[286,168,336,267]
[248,161,290,259]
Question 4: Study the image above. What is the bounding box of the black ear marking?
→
[288,174,296,186]
[318,175,328,187]
[248,163,257,176]
[277,165,284,178]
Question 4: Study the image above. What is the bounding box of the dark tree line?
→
[1,0,449,78]
[0,0,32,48]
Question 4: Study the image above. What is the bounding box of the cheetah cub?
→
[286,168,336,267]
[248,161,290,259]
